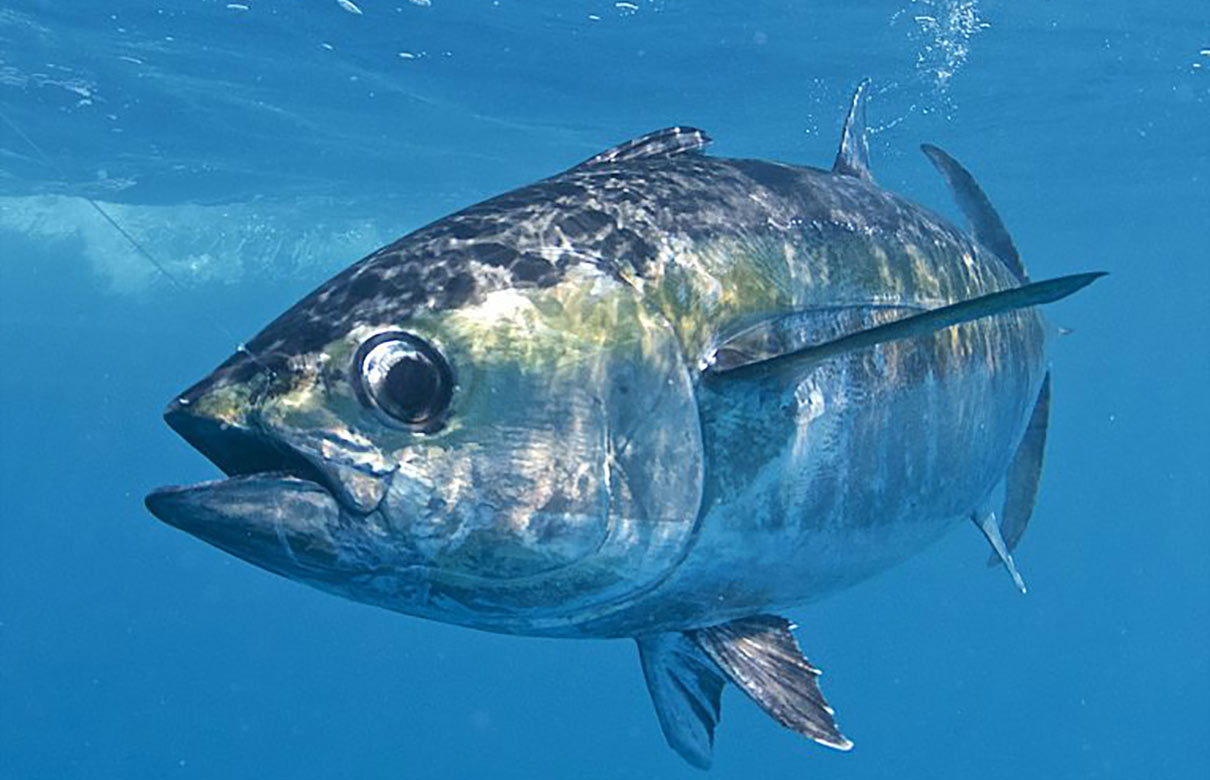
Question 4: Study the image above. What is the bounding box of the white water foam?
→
[0,194,398,294]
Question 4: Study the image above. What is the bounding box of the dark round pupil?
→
[381,355,439,420]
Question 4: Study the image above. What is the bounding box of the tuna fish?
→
[146,82,1101,767]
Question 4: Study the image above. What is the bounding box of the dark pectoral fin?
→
[706,273,1105,383]
[689,615,852,751]
[994,371,1052,562]
[636,632,727,769]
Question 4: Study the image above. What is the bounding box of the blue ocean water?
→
[1,1,1207,777]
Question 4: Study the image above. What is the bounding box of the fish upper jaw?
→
[260,421,394,515]
[159,362,392,515]
[160,393,332,492]
[147,377,409,583]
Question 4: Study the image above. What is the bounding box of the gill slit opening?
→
[0,102,278,383]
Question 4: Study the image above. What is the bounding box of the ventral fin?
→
[993,371,1052,562]
[832,79,874,183]
[689,615,852,751]
[575,126,712,169]
[704,272,1105,382]
[920,144,1027,282]
[636,633,727,770]
[973,508,1028,594]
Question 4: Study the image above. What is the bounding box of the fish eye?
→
[354,332,453,430]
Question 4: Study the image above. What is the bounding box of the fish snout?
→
[161,372,330,487]
[151,368,406,584]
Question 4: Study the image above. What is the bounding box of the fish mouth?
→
[145,397,354,580]
[158,401,330,487]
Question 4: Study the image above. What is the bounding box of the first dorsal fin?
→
[832,79,874,182]
[920,144,1028,282]
[575,126,712,169]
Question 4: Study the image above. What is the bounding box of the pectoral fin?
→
[690,615,852,751]
[636,632,727,769]
[705,273,1104,382]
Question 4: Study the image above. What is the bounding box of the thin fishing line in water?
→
[0,103,275,376]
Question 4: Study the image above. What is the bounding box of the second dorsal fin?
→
[832,79,874,182]
[575,126,712,169]
[921,144,1027,282]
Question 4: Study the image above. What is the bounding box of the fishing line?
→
[0,102,275,375]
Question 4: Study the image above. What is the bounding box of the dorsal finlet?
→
[575,126,712,169]
[832,79,874,183]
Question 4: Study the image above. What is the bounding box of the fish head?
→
[147,244,703,633]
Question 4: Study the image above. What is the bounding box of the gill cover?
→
[351,277,706,633]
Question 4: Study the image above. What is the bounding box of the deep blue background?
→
[2,2,1207,778]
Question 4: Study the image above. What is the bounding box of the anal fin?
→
[689,615,852,751]
[994,371,1052,560]
[636,632,726,769]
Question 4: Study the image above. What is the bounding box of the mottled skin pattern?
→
[151,141,1047,640]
